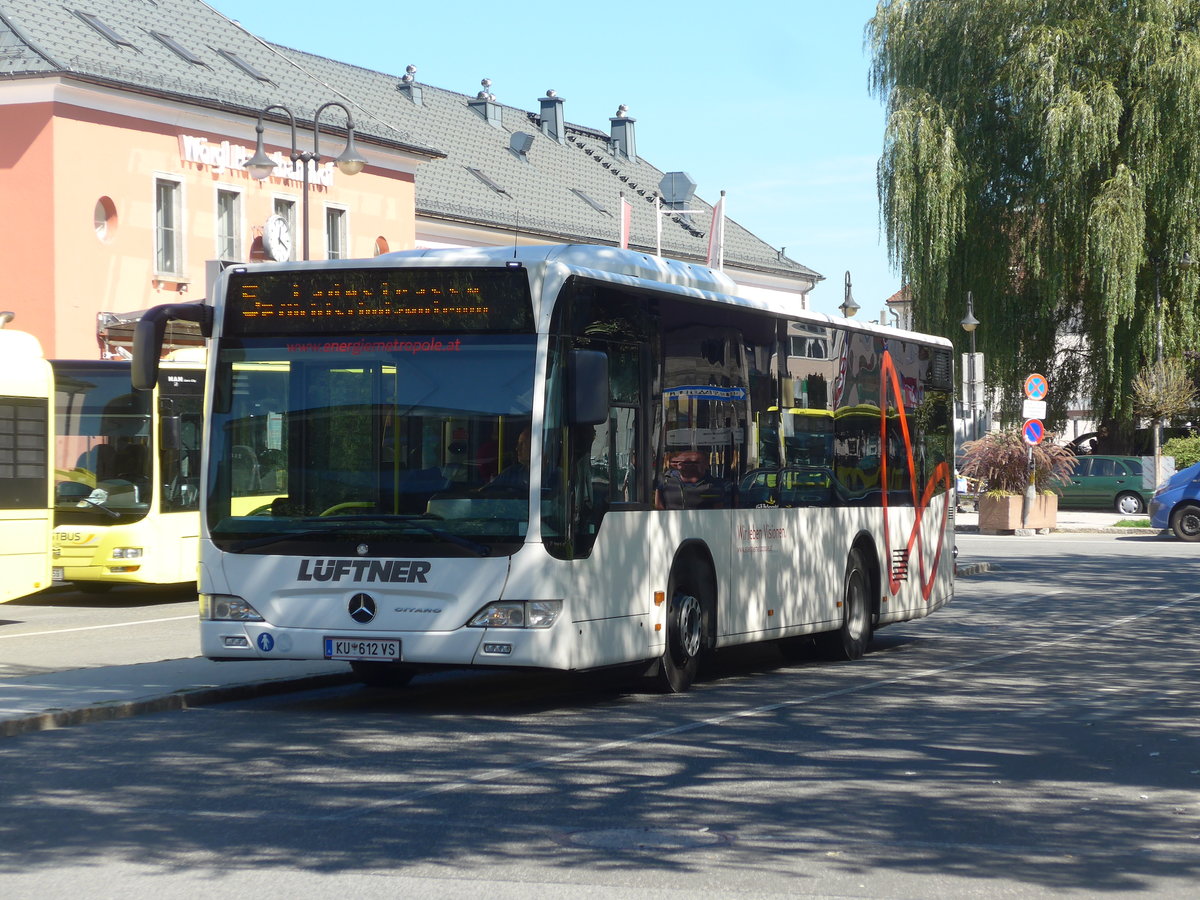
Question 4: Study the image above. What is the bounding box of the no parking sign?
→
[1022,419,1044,445]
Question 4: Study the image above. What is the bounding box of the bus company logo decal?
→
[53,532,97,546]
[348,593,377,624]
[296,558,432,583]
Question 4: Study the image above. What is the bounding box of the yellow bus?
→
[50,354,206,591]
[0,313,54,603]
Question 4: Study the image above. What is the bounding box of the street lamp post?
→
[961,292,980,442]
[245,102,366,260]
[839,270,859,318]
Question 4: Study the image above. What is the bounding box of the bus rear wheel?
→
[656,590,703,693]
[350,661,417,688]
[818,548,873,661]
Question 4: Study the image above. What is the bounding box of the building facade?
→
[1,1,820,359]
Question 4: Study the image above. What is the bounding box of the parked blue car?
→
[1149,461,1200,541]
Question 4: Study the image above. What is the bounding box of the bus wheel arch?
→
[655,540,717,693]
[818,535,878,661]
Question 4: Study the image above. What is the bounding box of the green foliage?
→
[1164,432,1200,468]
[959,428,1077,494]
[1133,357,1197,420]
[869,1,1200,427]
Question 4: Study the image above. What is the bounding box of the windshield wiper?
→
[74,496,121,519]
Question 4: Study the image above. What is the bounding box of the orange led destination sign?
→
[224,267,533,336]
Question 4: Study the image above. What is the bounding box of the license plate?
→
[323,637,400,661]
[52,567,64,583]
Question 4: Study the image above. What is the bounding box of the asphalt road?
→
[0,532,1196,898]
[0,584,199,677]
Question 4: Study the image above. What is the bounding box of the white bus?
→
[0,314,54,603]
[133,245,956,691]
[50,356,206,591]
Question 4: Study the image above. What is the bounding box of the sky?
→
[210,0,894,320]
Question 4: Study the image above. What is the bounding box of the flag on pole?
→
[655,195,662,257]
[706,191,726,269]
[618,192,632,249]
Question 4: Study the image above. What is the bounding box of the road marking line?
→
[0,615,195,640]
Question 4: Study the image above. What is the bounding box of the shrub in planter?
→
[959,429,1076,495]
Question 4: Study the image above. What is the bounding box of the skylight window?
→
[466,167,509,197]
[150,31,206,66]
[73,10,134,49]
[570,189,610,216]
[216,48,273,83]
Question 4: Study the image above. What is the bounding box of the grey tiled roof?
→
[0,0,819,281]
[0,0,432,152]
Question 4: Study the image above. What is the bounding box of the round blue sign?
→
[1022,418,1044,445]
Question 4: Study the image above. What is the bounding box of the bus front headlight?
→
[467,600,562,629]
[200,593,265,622]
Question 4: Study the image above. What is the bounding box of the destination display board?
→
[223,266,534,337]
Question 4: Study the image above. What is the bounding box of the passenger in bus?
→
[655,450,734,510]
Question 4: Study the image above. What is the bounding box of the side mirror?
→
[132,303,213,391]
[567,349,609,426]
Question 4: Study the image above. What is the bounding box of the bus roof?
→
[366,244,955,348]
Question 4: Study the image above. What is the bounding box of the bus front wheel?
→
[818,548,873,661]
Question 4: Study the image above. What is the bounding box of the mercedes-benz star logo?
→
[348,593,377,624]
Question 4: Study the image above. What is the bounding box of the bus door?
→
[0,323,54,602]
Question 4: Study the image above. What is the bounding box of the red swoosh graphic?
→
[878,350,951,601]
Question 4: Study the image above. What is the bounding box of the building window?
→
[216,189,241,261]
[93,197,117,243]
[326,207,347,259]
[155,178,183,276]
[274,198,296,260]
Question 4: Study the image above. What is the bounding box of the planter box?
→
[978,493,1058,534]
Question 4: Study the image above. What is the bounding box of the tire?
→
[656,589,704,693]
[350,661,417,688]
[1170,503,1200,542]
[817,548,873,661]
[1114,492,1145,515]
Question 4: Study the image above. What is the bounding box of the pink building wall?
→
[1,100,417,359]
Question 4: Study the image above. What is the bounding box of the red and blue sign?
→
[1024,373,1048,401]
[1022,418,1045,445]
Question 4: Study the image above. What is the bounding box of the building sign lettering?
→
[178,135,335,187]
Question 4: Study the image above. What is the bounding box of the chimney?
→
[610,105,636,161]
[468,78,503,128]
[397,64,423,105]
[539,90,565,143]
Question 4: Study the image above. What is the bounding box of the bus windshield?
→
[207,334,537,557]
[54,362,155,525]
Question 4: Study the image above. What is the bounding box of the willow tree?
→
[869,0,1200,428]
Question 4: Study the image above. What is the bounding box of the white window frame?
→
[216,185,243,262]
[153,175,184,277]
[325,204,348,260]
